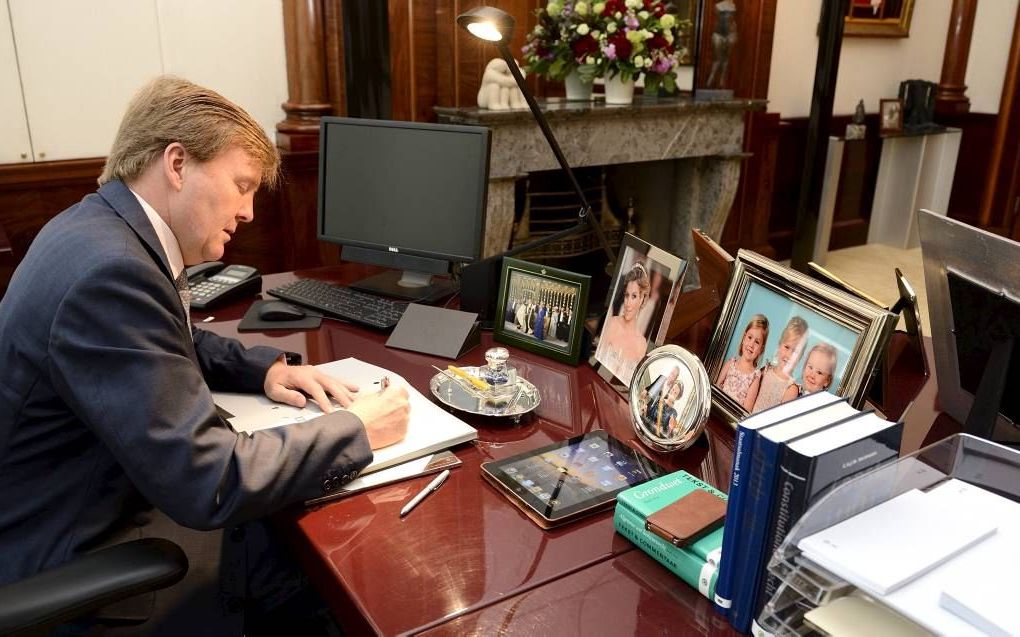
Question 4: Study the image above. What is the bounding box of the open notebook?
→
[212,357,477,475]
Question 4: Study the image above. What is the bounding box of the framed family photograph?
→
[705,250,897,426]
[494,257,590,365]
[593,234,688,387]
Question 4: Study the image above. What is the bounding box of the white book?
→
[798,485,997,596]
[212,357,477,475]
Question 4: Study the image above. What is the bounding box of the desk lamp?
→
[456,6,617,326]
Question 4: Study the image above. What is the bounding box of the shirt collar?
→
[130,189,185,281]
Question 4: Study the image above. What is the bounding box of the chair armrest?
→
[0,538,188,634]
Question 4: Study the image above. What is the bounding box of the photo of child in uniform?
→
[715,314,769,412]
[502,270,579,351]
[800,342,837,395]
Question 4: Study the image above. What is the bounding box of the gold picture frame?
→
[704,250,897,427]
[845,0,915,38]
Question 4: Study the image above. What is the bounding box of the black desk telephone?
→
[185,261,261,310]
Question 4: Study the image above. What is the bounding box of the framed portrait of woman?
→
[593,234,687,386]
[705,250,897,426]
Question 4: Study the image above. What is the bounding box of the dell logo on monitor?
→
[389,247,399,253]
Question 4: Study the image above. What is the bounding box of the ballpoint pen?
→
[399,469,451,517]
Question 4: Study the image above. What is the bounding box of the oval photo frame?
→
[629,345,711,452]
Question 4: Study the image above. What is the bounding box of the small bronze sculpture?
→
[846,99,867,140]
[705,1,737,89]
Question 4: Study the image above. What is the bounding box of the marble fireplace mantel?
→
[435,96,765,264]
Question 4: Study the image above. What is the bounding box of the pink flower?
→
[653,57,672,73]
[625,15,639,29]
[603,43,617,60]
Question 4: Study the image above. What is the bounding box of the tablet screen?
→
[482,431,666,525]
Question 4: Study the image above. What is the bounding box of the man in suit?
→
[0,77,410,634]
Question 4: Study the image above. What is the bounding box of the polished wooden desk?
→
[196,265,948,636]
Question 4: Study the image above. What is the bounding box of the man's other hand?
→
[263,360,359,412]
[347,386,410,450]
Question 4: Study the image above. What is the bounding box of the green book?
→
[616,470,727,565]
[613,506,720,600]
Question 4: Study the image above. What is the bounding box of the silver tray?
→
[429,366,540,421]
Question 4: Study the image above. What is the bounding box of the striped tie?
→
[174,271,193,334]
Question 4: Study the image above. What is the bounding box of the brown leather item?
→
[644,489,727,548]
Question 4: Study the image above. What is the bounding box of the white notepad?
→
[798,486,997,596]
[213,357,477,475]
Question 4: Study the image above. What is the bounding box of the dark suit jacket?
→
[0,180,373,586]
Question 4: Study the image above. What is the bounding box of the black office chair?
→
[0,538,188,635]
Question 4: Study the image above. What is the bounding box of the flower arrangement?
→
[522,2,601,81]
[522,0,687,94]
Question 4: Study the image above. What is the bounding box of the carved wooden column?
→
[935,0,978,116]
[277,0,333,151]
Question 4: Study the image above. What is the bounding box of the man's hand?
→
[263,359,359,413]
[347,386,410,450]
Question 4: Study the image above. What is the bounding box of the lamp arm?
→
[495,41,616,264]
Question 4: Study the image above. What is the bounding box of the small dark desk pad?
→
[238,299,323,332]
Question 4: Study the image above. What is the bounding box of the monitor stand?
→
[350,270,459,304]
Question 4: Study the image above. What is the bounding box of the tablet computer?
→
[481,430,667,529]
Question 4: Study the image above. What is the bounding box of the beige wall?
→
[767,0,1017,118]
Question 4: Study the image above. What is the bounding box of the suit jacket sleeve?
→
[191,327,281,393]
[46,256,373,530]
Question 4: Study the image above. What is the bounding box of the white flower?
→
[575,1,588,16]
[638,10,649,19]
[664,31,674,44]
[614,11,622,19]
[586,55,596,65]
[547,1,562,17]
[591,30,600,38]
[641,29,653,40]
[625,0,641,8]
[634,55,644,67]
[593,2,605,13]
[644,57,653,68]
[606,22,617,33]
[576,23,590,35]
[660,14,676,28]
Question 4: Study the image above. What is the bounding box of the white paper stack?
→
[213,357,477,474]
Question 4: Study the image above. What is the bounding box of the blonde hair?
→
[99,76,280,189]
[779,316,808,346]
[805,342,838,378]
[740,313,770,366]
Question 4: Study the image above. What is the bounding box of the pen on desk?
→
[373,376,390,391]
[399,469,450,517]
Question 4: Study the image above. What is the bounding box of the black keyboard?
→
[267,279,408,330]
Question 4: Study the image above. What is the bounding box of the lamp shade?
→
[456,6,515,42]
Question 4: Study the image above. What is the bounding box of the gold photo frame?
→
[845,0,915,38]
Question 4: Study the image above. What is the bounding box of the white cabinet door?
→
[0,1,33,163]
[9,0,163,161]
[157,0,288,141]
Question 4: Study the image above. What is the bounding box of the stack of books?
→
[613,471,727,601]
[709,391,904,635]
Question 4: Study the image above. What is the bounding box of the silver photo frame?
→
[705,250,896,427]
[629,345,711,452]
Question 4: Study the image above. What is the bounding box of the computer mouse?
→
[258,301,307,322]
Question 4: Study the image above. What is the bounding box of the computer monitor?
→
[318,117,490,302]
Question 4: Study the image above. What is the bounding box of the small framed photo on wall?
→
[494,258,590,365]
[879,98,904,134]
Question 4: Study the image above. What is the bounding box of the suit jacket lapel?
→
[97,180,199,362]
[97,180,175,282]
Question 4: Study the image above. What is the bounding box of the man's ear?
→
[163,143,187,191]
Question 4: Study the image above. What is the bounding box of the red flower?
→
[602,0,626,16]
[654,5,666,17]
[570,35,599,60]
[646,34,668,51]
[608,32,632,59]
